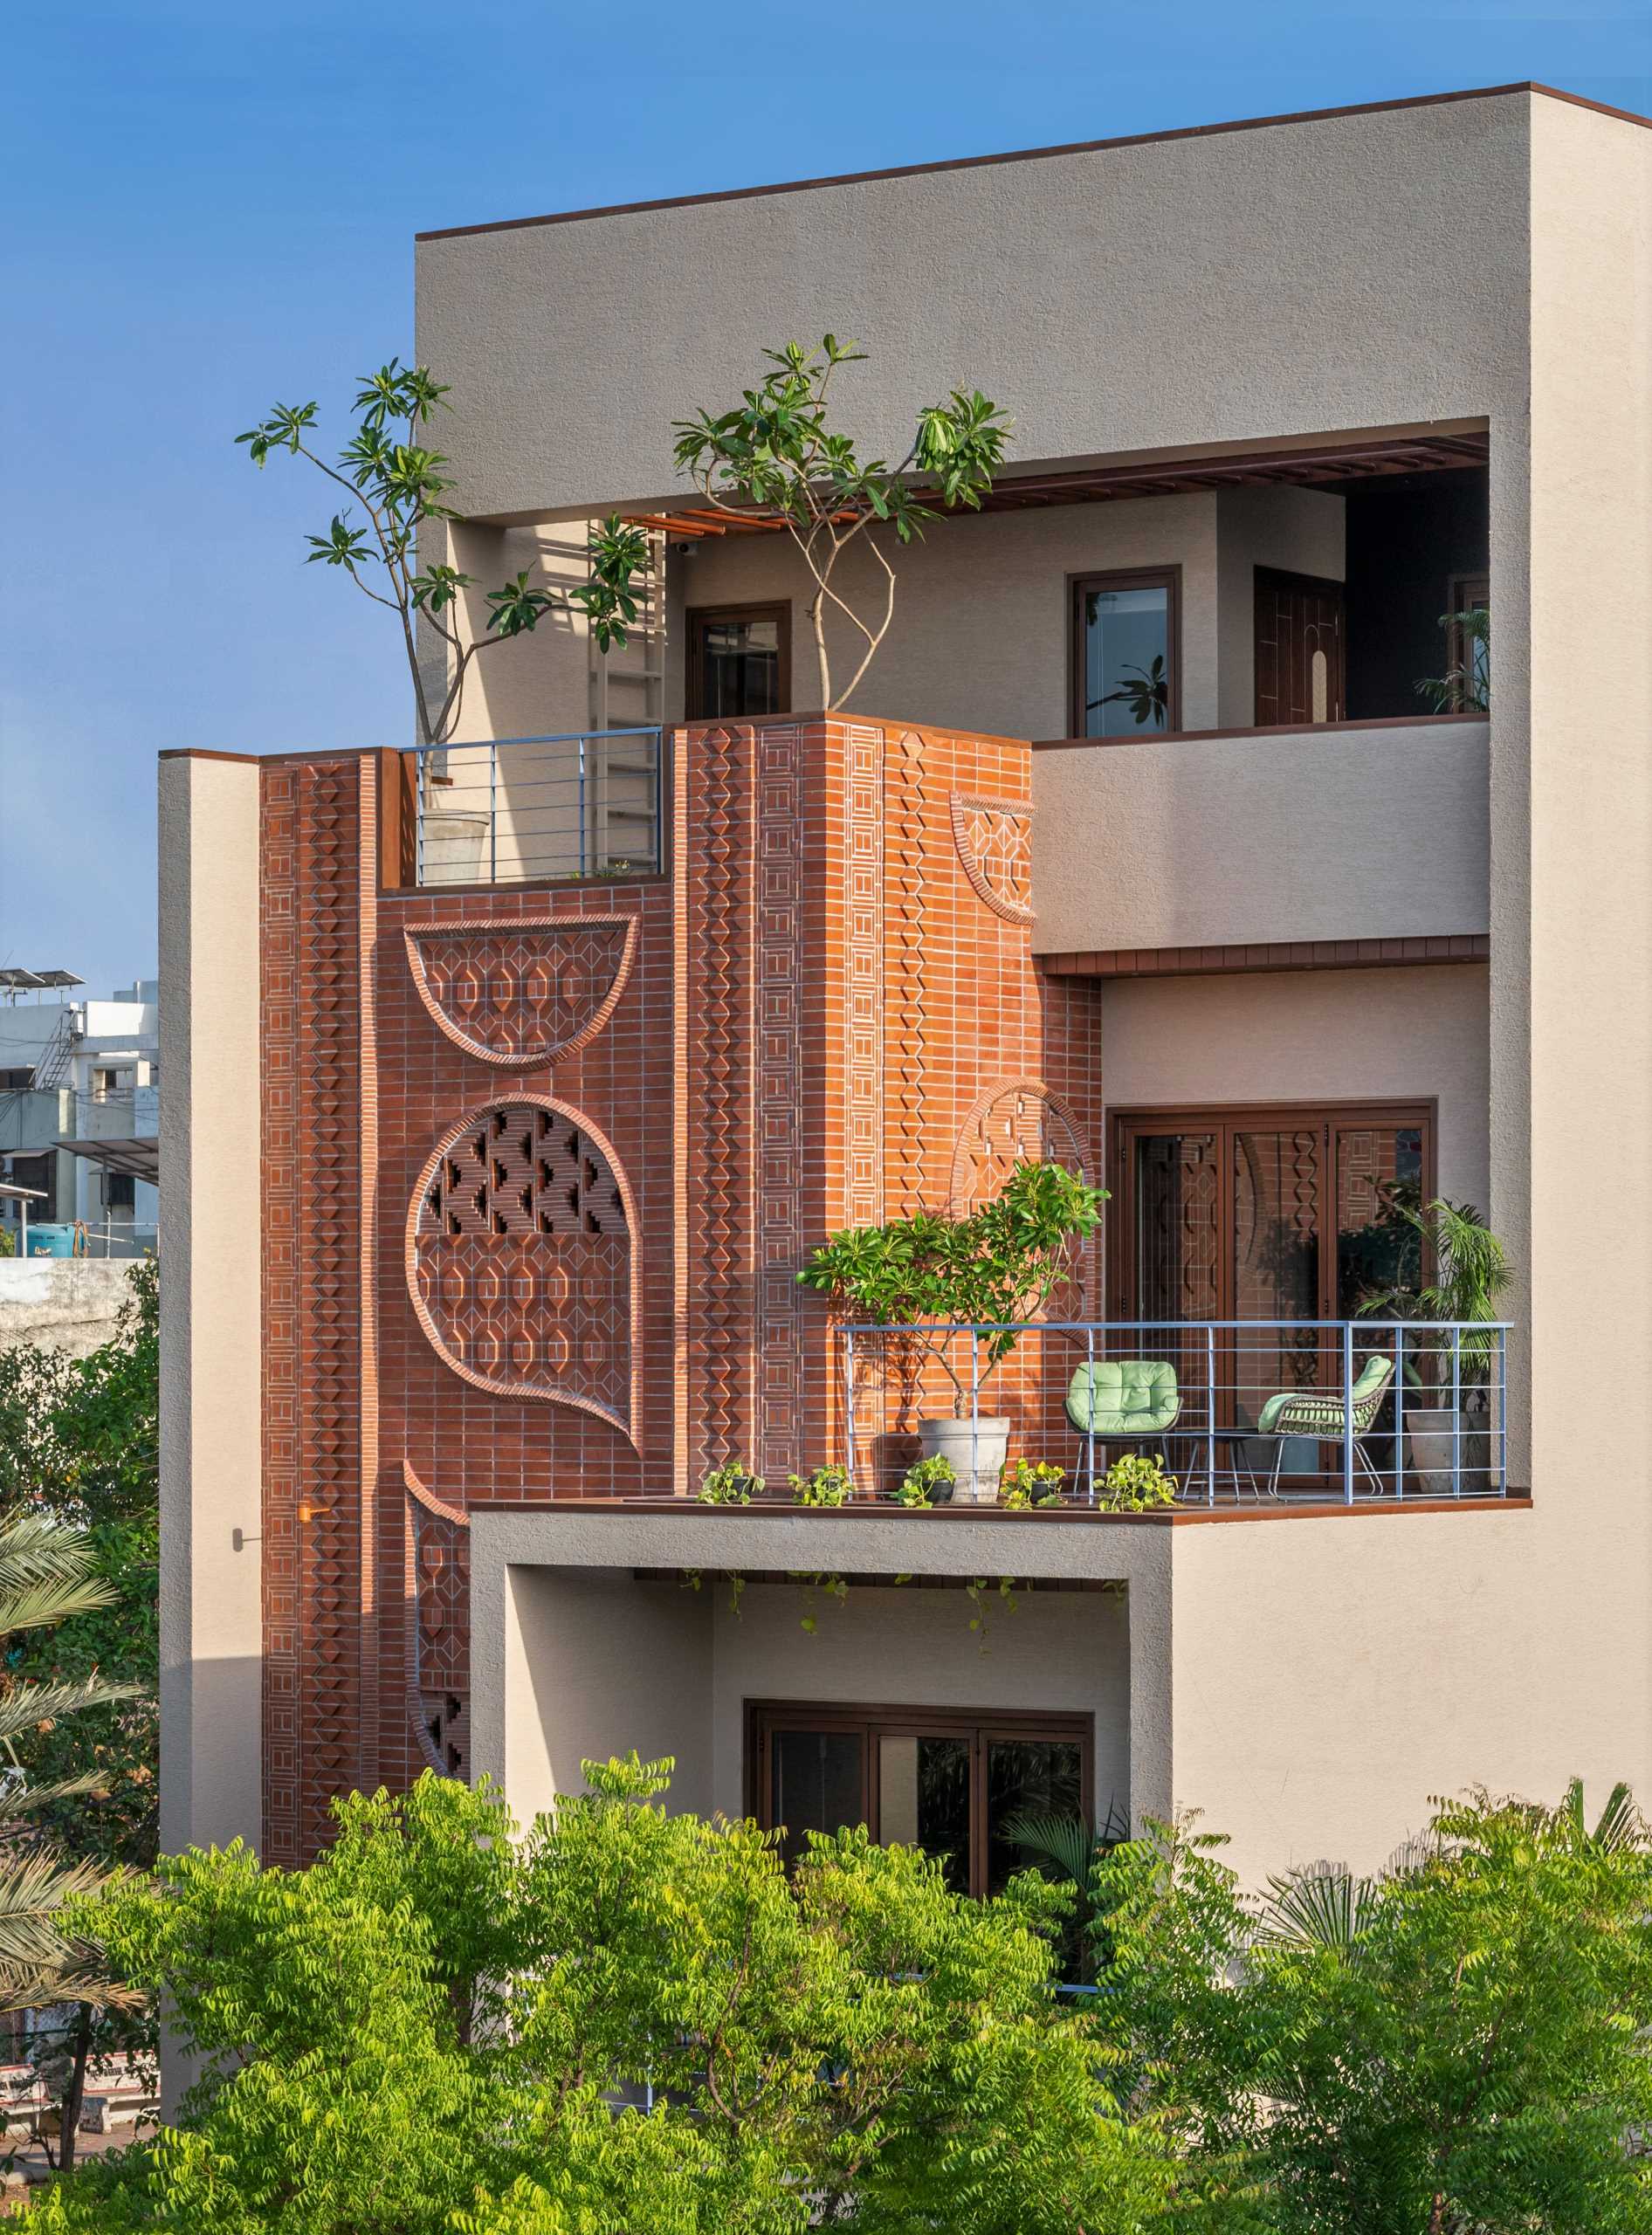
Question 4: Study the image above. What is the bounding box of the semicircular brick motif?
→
[406,1097,641,1444]
[950,794,1035,923]
[950,1078,1095,1311]
[403,914,637,1067]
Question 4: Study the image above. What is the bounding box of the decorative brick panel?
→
[258,716,1101,1849]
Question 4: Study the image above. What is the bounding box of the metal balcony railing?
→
[416,730,664,887]
[838,1319,1512,1508]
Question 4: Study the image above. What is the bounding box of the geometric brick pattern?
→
[261,714,1104,1853]
[407,1097,637,1436]
[403,1463,471,1779]
[950,1076,1097,1316]
[259,755,365,1865]
[951,793,1036,922]
[403,915,637,1066]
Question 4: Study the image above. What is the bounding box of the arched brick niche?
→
[405,1097,641,1445]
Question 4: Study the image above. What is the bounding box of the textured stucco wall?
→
[416,93,1531,522]
[1097,962,1491,1214]
[157,753,264,1858]
[1031,719,1489,954]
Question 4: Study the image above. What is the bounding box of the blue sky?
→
[3,1,1649,996]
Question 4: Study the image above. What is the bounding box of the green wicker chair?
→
[1064,1359,1181,1475]
[1256,1354,1395,1497]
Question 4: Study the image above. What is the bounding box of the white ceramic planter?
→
[421,809,489,885]
[918,1415,1010,1504]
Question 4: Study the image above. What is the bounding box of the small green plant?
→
[698,1460,762,1505]
[1416,603,1490,713]
[889,1455,956,1508]
[967,1574,1023,1649]
[1002,1459,1067,1509]
[1098,1451,1178,1511]
[801,1161,1106,1418]
[788,1465,854,1508]
[789,1571,850,1633]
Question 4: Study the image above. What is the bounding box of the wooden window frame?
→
[1105,1097,1437,1323]
[745,1698,1094,1900]
[1067,566,1182,739]
[685,600,792,721]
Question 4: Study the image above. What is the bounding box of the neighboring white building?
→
[0,973,160,1251]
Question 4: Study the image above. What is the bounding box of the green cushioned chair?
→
[1065,1358,1181,1450]
[1256,1353,1395,1496]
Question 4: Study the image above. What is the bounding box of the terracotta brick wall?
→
[258,716,1100,1857]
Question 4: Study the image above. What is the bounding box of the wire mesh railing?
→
[416,730,664,887]
[837,1318,1512,1507]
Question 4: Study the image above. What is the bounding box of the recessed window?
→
[1070,568,1180,737]
[686,602,790,720]
[748,1699,1092,1898]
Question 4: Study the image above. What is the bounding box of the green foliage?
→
[1357,1193,1511,1386]
[1002,1459,1066,1509]
[35,1760,1178,2234]
[237,361,645,745]
[673,336,1010,709]
[1096,1785,1652,2232]
[1097,1450,1178,1512]
[697,1460,761,1505]
[785,1464,853,1508]
[0,1262,158,1873]
[799,1161,1105,1414]
[888,1454,955,1507]
[1416,603,1490,713]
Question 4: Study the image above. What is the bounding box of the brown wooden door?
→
[1254,567,1346,726]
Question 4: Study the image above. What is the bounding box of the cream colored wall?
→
[707,1582,1132,1824]
[1518,98,1652,1804]
[1098,963,1490,1212]
[1032,719,1488,954]
[1215,486,1346,726]
[157,753,264,1856]
[499,1566,713,1822]
[416,95,1531,522]
[1167,1510,1545,1886]
[667,496,1218,735]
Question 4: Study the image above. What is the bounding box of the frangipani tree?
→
[237,361,646,747]
[673,336,1011,710]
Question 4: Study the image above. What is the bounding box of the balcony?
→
[1029,713,1489,964]
[836,1317,1514,1510]
[413,729,664,887]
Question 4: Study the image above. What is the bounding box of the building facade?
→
[1,978,160,1251]
[162,84,1652,1890]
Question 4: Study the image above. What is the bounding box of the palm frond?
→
[1000,1809,1101,1892]
[0,1573,119,1640]
[0,1959,145,2015]
[0,1676,144,1750]
[1,1771,114,1813]
[1560,1776,1645,1854]
[1255,1867,1376,1952]
[0,1851,107,1981]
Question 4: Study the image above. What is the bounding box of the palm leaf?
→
[1,1771,114,1813]
[1256,1867,1376,1952]
[0,1573,118,1640]
[1000,1810,1102,1893]
[1560,1776,1644,1853]
[0,1676,143,1749]
[0,1851,106,1981]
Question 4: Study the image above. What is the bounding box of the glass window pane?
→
[770,1729,864,1871]
[878,1734,971,1895]
[1335,1126,1424,1317]
[697,615,781,719]
[986,1737,1083,1896]
[1082,585,1168,738]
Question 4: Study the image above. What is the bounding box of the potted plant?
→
[799,1162,1105,1503]
[1358,1194,1511,1495]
